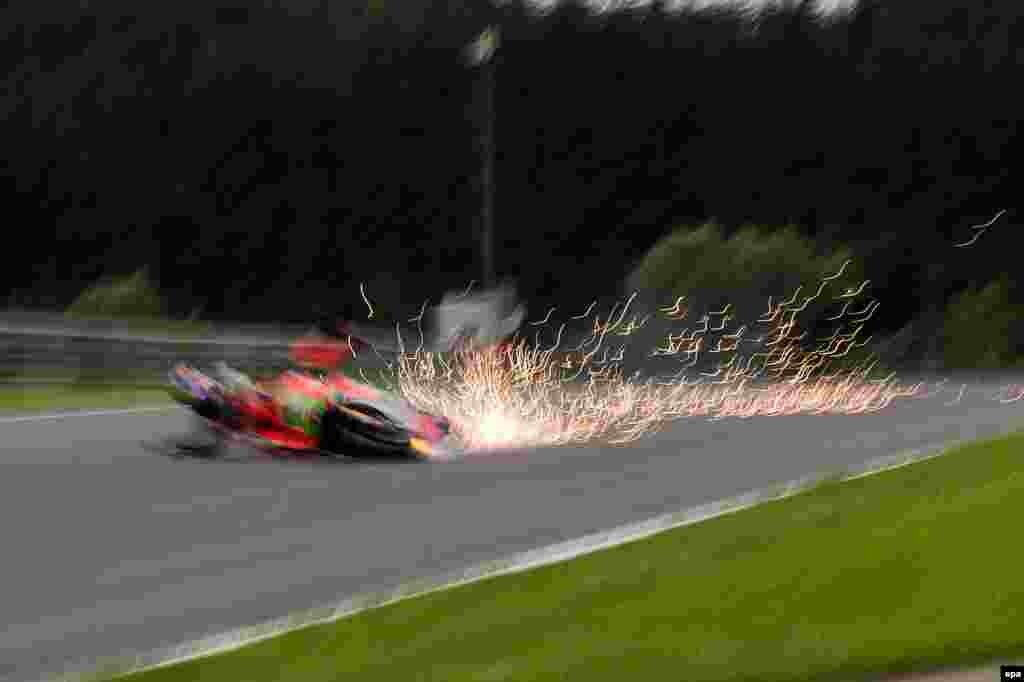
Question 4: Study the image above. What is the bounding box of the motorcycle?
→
[165,362,457,461]
[159,282,526,461]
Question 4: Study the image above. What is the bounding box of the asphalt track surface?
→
[3,376,1024,681]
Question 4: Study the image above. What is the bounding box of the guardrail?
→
[0,312,306,385]
[0,300,543,386]
[0,312,433,386]
[0,335,288,385]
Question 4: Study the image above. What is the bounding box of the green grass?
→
[112,430,1024,682]
[0,383,171,412]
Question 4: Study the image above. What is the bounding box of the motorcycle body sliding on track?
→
[164,363,458,461]
[156,282,526,462]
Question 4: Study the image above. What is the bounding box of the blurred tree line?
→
[1,0,1020,345]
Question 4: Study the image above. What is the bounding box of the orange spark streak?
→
[377,269,925,453]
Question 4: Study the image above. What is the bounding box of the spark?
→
[530,307,556,326]
[359,283,375,319]
[393,321,406,354]
[851,301,880,324]
[386,272,920,453]
[917,379,949,399]
[573,301,598,320]
[1000,386,1024,404]
[823,259,852,282]
[660,296,687,316]
[724,325,747,340]
[779,287,802,308]
[945,383,967,406]
[403,299,428,356]
[827,300,852,321]
[545,323,566,353]
[408,300,429,323]
[954,209,1007,247]
[849,300,877,317]
[838,280,871,299]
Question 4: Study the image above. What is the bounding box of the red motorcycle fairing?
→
[171,363,451,456]
[210,371,328,451]
[202,414,320,451]
[322,372,383,402]
[224,371,424,452]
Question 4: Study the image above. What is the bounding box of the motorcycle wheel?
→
[320,408,422,459]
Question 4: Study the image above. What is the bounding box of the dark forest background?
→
[2,0,1020,361]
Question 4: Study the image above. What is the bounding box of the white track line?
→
[0,405,180,424]
[42,429,1018,682]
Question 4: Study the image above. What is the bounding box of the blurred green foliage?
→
[62,268,212,334]
[66,268,164,319]
[941,275,1024,370]
[630,222,866,325]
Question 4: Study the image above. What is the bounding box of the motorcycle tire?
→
[332,403,410,445]
[320,408,420,459]
[191,397,225,422]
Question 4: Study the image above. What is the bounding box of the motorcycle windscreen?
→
[347,283,526,354]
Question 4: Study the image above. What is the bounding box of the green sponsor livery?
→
[282,394,328,438]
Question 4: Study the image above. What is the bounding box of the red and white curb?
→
[36,431,1006,682]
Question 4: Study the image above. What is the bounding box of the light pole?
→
[466,26,500,288]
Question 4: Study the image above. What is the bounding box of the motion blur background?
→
[2,0,1020,373]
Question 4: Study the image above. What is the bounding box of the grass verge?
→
[0,383,171,413]
[111,429,1024,682]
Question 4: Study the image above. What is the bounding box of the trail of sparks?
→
[372,266,930,453]
[954,209,1007,248]
[359,283,374,319]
